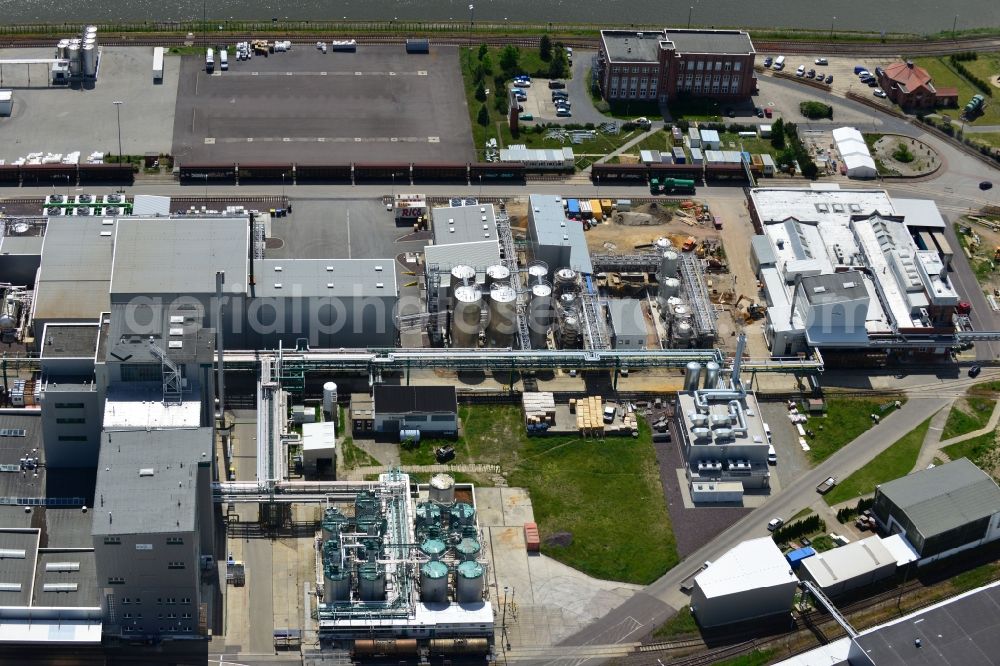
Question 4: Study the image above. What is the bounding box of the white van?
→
[205,47,215,73]
[768,444,777,465]
[763,422,772,444]
[773,55,785,71]
[219,49,228,70]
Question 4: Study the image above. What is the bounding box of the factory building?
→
[301,421,337,478]
[92,428,214,639]
[690,537,797,628]
[748,187,960,359]
[527,194,593,275]
[606,299,649,350]
[0,217,44,287]
[596,29,756,103]
[675,338,771,503]
[317,472,493,649]
[872,458,1000,564]
[424,203,500,298]
[373,385,458,437]
[798,535,899,597]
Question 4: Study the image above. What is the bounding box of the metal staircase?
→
[147,339,183,404]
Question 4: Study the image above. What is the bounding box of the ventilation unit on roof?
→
[813,286,826,293]
[843,281,856,288]
[273,266,282,271]
[139,468,155,477]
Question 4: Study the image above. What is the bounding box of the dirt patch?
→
[872,134,940,177]
[585,202,720,255]
[991,74,1000,90]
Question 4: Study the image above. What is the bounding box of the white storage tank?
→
[660,277,681,299]
[451,286,482,348]
[660,250,679,278]
[674,320,695,342]
[528,282,553,349]
[429,473,456,506]
[672,304,690,322]
[450,264,476,288]
[654,237,671,252]
[322,381,338,416]
[527,261,548,286]
[82,45,96,76]
[485,264,510,289]
[486,284,517,348]
[554,268,577,294]
[456,561,485,603]
[420,560,450,603]
[684,362,702,391]
[56,40,69,58]
[704,361,721,389]
[67,44,81,76]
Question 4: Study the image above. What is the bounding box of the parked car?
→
[552,90,569,99]
[825,74,834,84]
[516,94,527,102]
[854,65,869,75]
[980,181,993,190]
[755,106,765,117]
[548,80,566,89]
[796,65,806,76]
[874,88,887,98]
[867,79,878,87]
[556,109,572,117]
[555,101,571,109]
[519,113,534,121]
[817,476,838,494]
[727,107,736,118]
[763,56,773,67]
[767,517,784,531]
[768,444,777,465]
[764,107,773,118]
[815,57,828,65]
[969,365,982,378]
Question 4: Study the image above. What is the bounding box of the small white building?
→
[799,535,898,597]
[832,127,877,179]
[302,421,337,477]
[699,129,721,150]
[0,89,12,116]
[498,145,574,170]
[691,537,797,627]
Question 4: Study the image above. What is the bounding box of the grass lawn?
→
[718,131,776,158]
[912,57,1000,125]
[340,436,379,469]
[942,395,995,440]
[943,431,998,471]
[789,507,813,522]
[804,398,904,465]
[714,650,775,666]
[968,132,1000,150]
[653,607,699,639]
[824,417,932,505]
[962,54,1000,92]
[514,126,646,169]
[810,534,836,552]
[668,95,723,121]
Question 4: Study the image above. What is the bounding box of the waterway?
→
[1,0,998,35]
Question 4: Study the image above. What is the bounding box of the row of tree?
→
[771,514,826,544]
[768,118,819,179]
[949,54,993,97]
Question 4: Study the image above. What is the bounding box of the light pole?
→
[687,6,693,29]
[112,100,124,164]
[468,4,475,65]
[952,14,958,39]
[829,16,836,39]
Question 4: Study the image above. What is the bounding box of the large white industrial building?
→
[749,187,961,360]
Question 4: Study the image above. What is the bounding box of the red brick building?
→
[877,61,957,110]
[596,29,757,104]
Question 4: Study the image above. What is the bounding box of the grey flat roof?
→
[0,235,44,256]
[0,414,45,501]
[608,299,648,339]
[374,385,457,415]
[432,204,498,246]
[110,218,249,296]
[253,259,398,298]
[800,271,868,305]
[878,458,1000,540]
[40,324,99,359]
[853,582,1000,666]
[0,530,39,607]
[600,30,664,63]
[663,29,755,55]
[529,194,594,274]
[32,550,98,608]
[93,428,212,536]
[105,302,214,366]
[751,235,777,267]
[34,218,116,322]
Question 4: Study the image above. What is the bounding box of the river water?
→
[1,0,998,35]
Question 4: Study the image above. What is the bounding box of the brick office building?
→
[595,29,756,104]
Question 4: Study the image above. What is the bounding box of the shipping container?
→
[413,163,468,183]
[79,164,134,184]
[405,39,429,54]
[469,162,525,182]
[579,200,592,219]
[600,199,613,215]
[566,199,580,217]
[672,147,686,164]
[786,546,816,570]
[524,522,540,552]
[589,199,603,222]
[330,40,357,52]
[590,163,647,183]
[294,163,352,183]
[616,199,632,211]
[152,46,164,82]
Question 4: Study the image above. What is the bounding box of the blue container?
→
[567,199,580,216]
[786,546,817,570]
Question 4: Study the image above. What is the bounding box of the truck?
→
[152,46,164,82]
[651,177,696,195]
[773,55,786,71]
[205,47,214,73]
[816,476,838,494]
[965,94,986,117]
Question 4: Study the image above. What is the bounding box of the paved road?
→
[553,395,950,659]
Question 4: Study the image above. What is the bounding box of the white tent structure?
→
[832,127,877,179]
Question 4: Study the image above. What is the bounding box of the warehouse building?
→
[799,535,898,597]
[748,187,960,359]
[425,203,501,285]
[93,428,214,639]
[832,127,878,179]
[691,537,797,627]
[373,385,458,437]
[596,28,756,103]
[498,146,574,170]
[527,194,593,275]
[872,458,1000,564]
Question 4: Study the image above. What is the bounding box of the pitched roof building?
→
[877,61,956,109]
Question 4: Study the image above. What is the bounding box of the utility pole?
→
[687,6,693,29]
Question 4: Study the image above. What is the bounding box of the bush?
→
[474,81,487,102]
[800,100,833,120]
[539,34,552,62]
[892,142,915,163]
[836,497,875,523]
[770,118,785,149]
[772,514,826,544]
[477,105,490,127]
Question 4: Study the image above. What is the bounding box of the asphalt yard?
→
[171,44,475,164]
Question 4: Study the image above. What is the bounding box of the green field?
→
[401,405,678,584]
[944,431,998,472]
[912,57,1000,125]
[653,607,699,638]
[824,417,932,505]
[968,132,1000,150]
[942,393,996,440]
[803,398,903,464]
[962,54,1000,94]
[340,437,379,468]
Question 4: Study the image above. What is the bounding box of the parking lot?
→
[0,47,180,163]
[171,45,474,164]
[756,53,898,111]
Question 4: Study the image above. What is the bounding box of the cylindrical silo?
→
[450,286,482,348]
[358,563,386,601]
[528,282,553,350]
[527,261,549,286]
[321,538,341,566]
[672,304,690,323]
[429,473,456,507]
[486,285,517,348]
[654,237,671,252]
[674,321,695,345]
[450,265,476,289]
[84,25,98,35]
[322,507,347,541]
[323,564,351,604]
[485,265,510,289]
[449,502,476,528]
[322,382,338,416]
[455,537,481,562]
[56,40,69,58]
[67,44,81,76]
[420,538,447,561]
[82,45,96,77]
[684,362,702,392]
[660,250,679,278]
[558,313,580,349]
[704,361,721,389]
[456,561,485,603]
[553,268,577,294]
[420,561,449,603]
[660,277,681,299]
[558,292,577,313]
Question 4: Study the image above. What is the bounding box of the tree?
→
[499,45,520,73]
[547,48,569,79]
[770,118,785,149]
[475,81,487,102]
[478,43,488,60]
[539,34,552,61]
[480,53,494,76]
[477,104,490,126]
